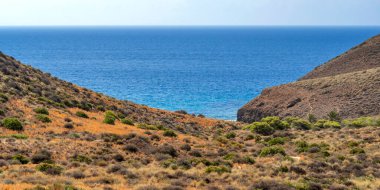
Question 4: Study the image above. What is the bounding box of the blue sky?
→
[1,0,379,26]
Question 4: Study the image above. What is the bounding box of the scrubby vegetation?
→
[103,110,117,125]
[1,117,23,130]
[75,111,89,118]
[0,52,379,189]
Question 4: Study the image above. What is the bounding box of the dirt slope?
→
[238,34,380,123]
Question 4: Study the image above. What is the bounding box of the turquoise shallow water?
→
[0,26,379,120]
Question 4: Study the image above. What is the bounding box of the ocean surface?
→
[0,26,379,120]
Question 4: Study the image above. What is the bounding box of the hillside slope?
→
[0,52,237,136]
[238,35,380,123]
[301,35,380,80]
[0,52,379,190]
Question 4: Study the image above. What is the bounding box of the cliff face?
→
[238,35,380,123]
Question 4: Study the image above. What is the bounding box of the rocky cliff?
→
[238,35,380,123]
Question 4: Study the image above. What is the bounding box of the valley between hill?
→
[0,35,380,190]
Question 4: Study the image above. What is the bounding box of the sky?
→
[0,0,379,26]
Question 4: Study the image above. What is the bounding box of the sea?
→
[0,26,379,120]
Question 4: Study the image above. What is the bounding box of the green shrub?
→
[33,107,49,115]
[31,150,52,164]
[244,122,274,136]
[323,121,341,128]
[137,123,159,130]
[261,116,289,130]
[225,132,236,139]
[267,137,286,146]
[163,130,177,137]
[1,117,23,131]
[296,141,329,156]
[103,111,117,125]
[71,155,92,164]
[121,118,134,125]
[307,114,317,123]
[259,146,286,157]
[0,109,5,116]
[348,141,359,147]
[291,119,311,130]
[11,134,28,139]
[223,153,236,160]
[35,114,52,123]
[75,111,89,118]
[350,147,365,154]
[0,93,8,103]
[327,111,341,122]
[343,117,377,128]
[313,119,329,129]
[314,120,341,129]
[205,166,231,174]
[284,117,299,124]
[12,154,29,164]
[296,141,309,153]
[36,163,63,175]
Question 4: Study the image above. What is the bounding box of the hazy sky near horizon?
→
[1,0,379,26]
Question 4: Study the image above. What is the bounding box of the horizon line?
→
[0,24,380,28]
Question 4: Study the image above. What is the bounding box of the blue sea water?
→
[0,26,379,120]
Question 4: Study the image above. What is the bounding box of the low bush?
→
[290,119,312,130]
[343,117,378,128]
[121,118,134,125]
[205,166,231,174]
[137,123,159,130]
[31,150,52,164]
[259,146,286,157]
[261,116,289,130]
[157,145,178,157]
[33,107,49,115]
[68,170,85,179]
[103,110,117,125]
[113,154,124,162]
[244,122,274,136]
[64,123,74,129]
[225,132,236,139]
[36,163,63,175]
[0,93,8,103]
[1,117,23,131]
[313,119,329,128]
[327,111,341,122]
[350,147,365,155]
[314,120,341,129]
[71,155,92,164]
[11,134,28,139]
[180,144,191,151]
[307,114,317,123]
[35,114,52,123]
[12,154,29,164]
[124,144,139,153]
[163,130,177,137]
[267,137,286,146]
[189,150,202,157]
[75,111,89,118]
[323,121,341,128]
[296,141,309,153]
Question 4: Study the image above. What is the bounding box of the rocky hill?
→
[238,35,380,123]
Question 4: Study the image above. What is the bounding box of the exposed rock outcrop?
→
[238,35,380,123]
